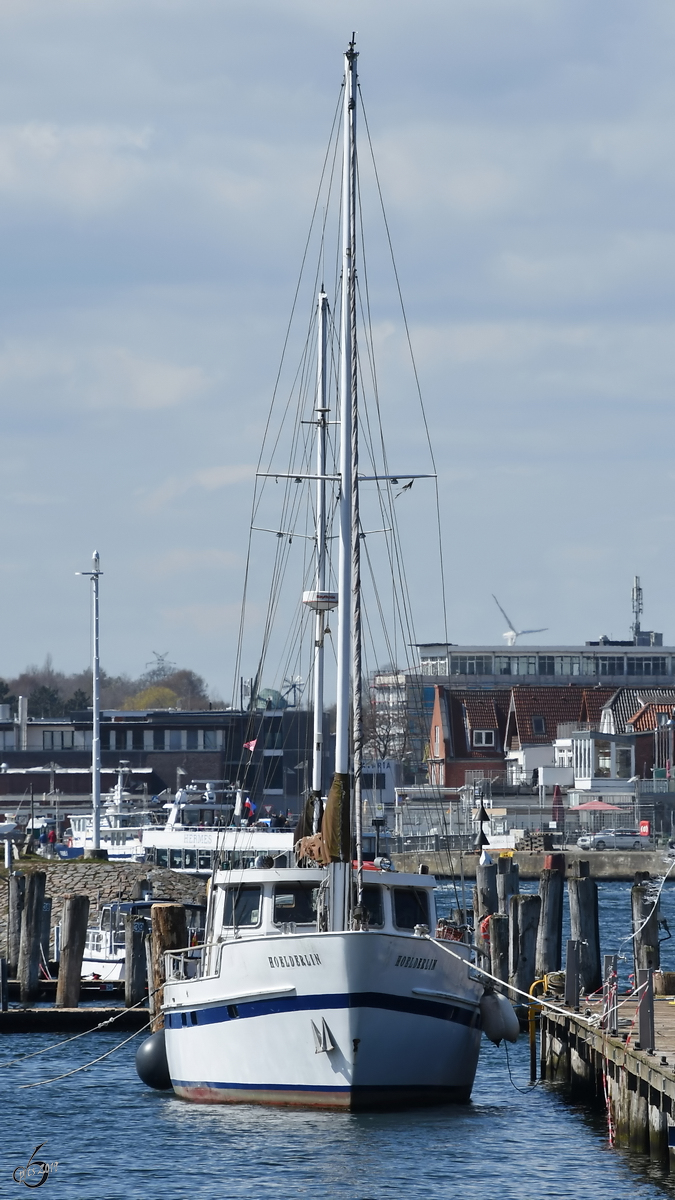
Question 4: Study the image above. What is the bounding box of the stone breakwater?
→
[0,859,207,952]
[392,848,674,881]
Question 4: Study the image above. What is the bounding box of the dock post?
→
[497,856,519,915]
[475,860,498,917]
[569,867,601,994]
[631,883,660,976]
[535,866,564,977]
[0,958,7,1011]
[150,903,188,1033]
[489,913,509,984]
[55,894,90,1008]
[508,893,541,999]
[125,912,147,1008]
[636,968,655,1053]
[8,872,25,978]
[40,896,52,973]
[565,939,580,1010]
[602,954,618,1034]
[18,870,46,1003]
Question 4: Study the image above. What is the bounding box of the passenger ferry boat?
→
[67,764,164,861]
[142,784,295,875]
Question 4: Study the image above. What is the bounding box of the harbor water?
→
[2,879,675,1199]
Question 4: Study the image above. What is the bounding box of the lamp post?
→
[77,551,102,851]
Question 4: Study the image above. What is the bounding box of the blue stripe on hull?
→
[165,990,481,1030]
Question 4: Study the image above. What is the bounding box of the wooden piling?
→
[18,871,46,1003]
[508,893,541,998]
[475,860,498,917]
[569,875,601,994]
[489,913,509,984]
[497,856,519,915]
[535,867,564,978]
[125,912,147,1008]
[55,894,90,1008]
[40,896,52,968]
[150,903,187,1032]
[631,882,660,975]
[8,872,25,977]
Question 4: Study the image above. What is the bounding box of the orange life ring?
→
[479,915,491,940]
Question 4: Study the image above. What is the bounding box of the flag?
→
[244,739,257,752]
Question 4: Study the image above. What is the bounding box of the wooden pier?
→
[541,996,675,1165]
[0,1005,150,1033]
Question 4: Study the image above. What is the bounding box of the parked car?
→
[576,828,649,851]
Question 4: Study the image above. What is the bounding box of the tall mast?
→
[335,38,357,782]
[311,290,329,803]
[78,550,102,851]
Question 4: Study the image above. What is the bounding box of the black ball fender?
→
[135,1029,172,1090]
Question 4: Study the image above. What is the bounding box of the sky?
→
[2,0,675,700]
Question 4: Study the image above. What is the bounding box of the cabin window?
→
[362,884,384,928]
[473,730,495,747]
[184,849,197,869]
[392,888,430,931]
[156,848,168,868]
[273,883,318,925]
[170,849,183,869]
[198,851,212,871]
[223,885,262,928]
[100,908,112,932]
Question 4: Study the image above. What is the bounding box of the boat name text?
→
[268,953,322,968]
[395,954,437,971]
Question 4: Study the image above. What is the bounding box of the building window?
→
[473,730,495,747]
[421,656,448,675]
[450,655,492,676]
[203,729,217,750]
[186,729,198,751]
[169,730,183,751]
[114,730,128,751]
[627,657,667,676]
[531,717,546,736]
[597,657,624,676]
[538,657,555,676]
[495,656,511,675]
[0,731,15,750]
[362,772,386,789]
[554,656,581,676]
[42,731,74,750]
[132,728,144,751]
[153,729,165,751]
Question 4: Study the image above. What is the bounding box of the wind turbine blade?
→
[492,594,516,632]
[519,627,548,636]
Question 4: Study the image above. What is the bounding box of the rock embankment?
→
[0,859,207,951]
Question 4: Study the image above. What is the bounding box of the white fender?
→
[480,990,520,1045]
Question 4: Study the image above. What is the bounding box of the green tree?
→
[28,685,64,718]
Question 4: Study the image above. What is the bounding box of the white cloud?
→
[143,464,255,512]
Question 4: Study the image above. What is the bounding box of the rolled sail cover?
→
[321,772,350,862]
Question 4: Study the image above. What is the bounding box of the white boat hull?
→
[163,930,482,1109]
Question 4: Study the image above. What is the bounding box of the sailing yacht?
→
[158,40,485,1109]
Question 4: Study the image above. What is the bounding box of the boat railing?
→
[164,941,218,982]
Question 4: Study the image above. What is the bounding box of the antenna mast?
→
[631,575,643,641]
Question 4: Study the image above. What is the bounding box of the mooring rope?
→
[0,985,160,1069]
[17,1020,152,1089]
